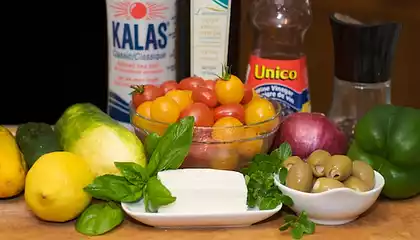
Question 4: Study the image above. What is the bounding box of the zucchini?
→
[15,122,62,168]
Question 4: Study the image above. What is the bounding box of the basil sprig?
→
[76,116,194,236]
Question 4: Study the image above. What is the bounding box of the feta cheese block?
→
[157,168,248,214]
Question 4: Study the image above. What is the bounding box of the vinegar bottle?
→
[245,0,312,117]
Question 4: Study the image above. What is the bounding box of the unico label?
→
[106,0,176,126]
[245,55,311,117]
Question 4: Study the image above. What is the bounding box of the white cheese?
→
[156,168,248,214]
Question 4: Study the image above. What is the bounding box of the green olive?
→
[311,177,345,193]
[325,155,352,181]
[307,150,331,177]
[286,162,313,193]
[344,176,371,192]
[352,161,375,190]
[283,156,304,171]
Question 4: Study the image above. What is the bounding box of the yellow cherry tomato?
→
[151,96,180,124]
[165,89,193,112]
[238,127,264,158]
[215,66,244,105]
[245,98,278,133]
[134,101,167,135]
[211,116,244,142]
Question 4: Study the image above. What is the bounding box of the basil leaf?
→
[270,142,292,163]
[75,202,124,236]
[146,116,194,176]
[279,194,294,207]
[146,176,176,212]
[84,175,143,202]
[145,132,161,158]
[299,211,315,234]
[114,162,148,185]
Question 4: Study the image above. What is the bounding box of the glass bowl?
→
[130,99,281,171]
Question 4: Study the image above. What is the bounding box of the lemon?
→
[24,151,94,222]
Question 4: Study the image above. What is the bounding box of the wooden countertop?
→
[1,195,419,239]
[2,125,420,239]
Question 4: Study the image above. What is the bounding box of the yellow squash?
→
[0,126,27,198]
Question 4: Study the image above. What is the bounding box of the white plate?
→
[121,200,282,229]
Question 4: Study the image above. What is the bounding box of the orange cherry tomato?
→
[131,84,164,109]
[192,87,218,108]
[204,80,216,91]
[165,90,193,112]
[160,80,178,94]
[179,76,205,91]
[179,102,214,127]
[214,103,245,124]
[241,84,254,105]
[133,101,167,135]
[215,67,244,105]
[209,145,240,170]
[150,96,180,124]
[238,127,264,159]
[245,98,278,133]
[211,116,244,142]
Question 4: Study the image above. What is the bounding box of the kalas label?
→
[106,0,176,124]
[246,55,311,117]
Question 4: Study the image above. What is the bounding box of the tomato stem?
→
[130,85,145,95]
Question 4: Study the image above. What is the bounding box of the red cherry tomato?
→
[214,103,246,124]
[179,102,214,127]
[241,84,253,105]
[204,80,216,91]
[160,80,178,94]
[179,76,205,91]
[131,85,164,108]
[192,87,218,108]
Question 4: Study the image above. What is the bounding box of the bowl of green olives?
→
[273,150,385,226]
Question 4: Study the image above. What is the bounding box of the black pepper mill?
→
[327,13,402,142]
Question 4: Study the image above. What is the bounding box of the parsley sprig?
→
[280,211,315,239]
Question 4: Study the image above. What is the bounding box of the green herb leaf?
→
[75,201,124,236]
[147,116,194,176]
[145,133,161,159]
[291,225,305,240]
[280,211,315,239]
[84,175,143,202]
[114,162,148,186]
[279,194,294,207]
[278,167,288,185]
[270,142,292,163]
[145,176,176,212]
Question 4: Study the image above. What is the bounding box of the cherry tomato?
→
[214,103,245,124]
[241,84,253,105]
[192,87,218,108]
[204,80,216,91]
[238,127,263,158]
[165,90,193,112]
[215,68,244,104]
[211,116,244,142]
[131,85,164,108]
[133,101,167,136]
[160,80,178,94]
[150,96,180,124]
[245,98,278,133]
[179,102,214,127]
[209,145,240,170]
[179,76,205,91]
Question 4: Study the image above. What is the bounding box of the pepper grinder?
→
[327,13,402,142]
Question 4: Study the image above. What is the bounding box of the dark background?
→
[1,1,108,124]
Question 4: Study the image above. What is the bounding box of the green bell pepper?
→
[347,104,420,199]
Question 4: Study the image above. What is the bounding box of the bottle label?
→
[106,0,177,124]
[245,55,311,117]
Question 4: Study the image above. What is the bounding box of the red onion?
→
[271,112,348,159]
